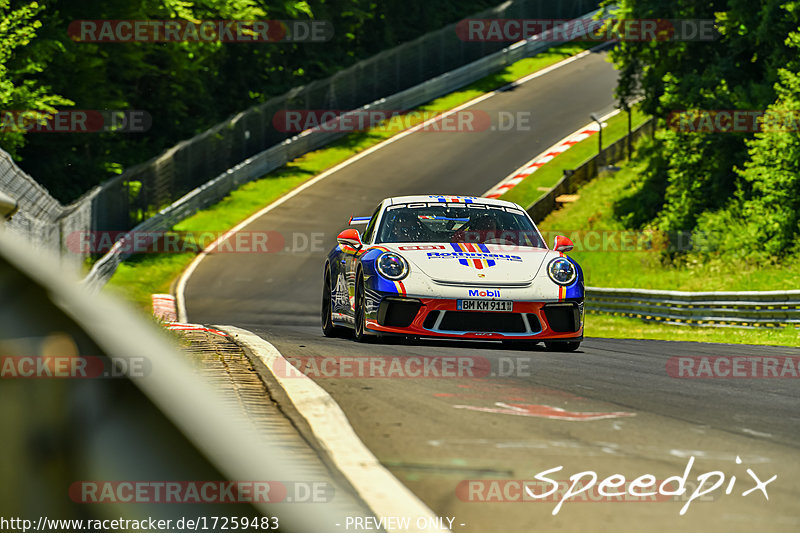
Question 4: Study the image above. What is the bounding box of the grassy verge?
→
[537,156,800,291]
[584,314,799,347]
[529,138,799,346]
[500,106,651,207]
[106,42,599,312]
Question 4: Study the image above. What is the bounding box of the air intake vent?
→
[423,310,440,329]
[543,303,580,332]
[377,298,421,327]
[438,312,526,333]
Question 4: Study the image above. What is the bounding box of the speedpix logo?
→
[468,289,501,297]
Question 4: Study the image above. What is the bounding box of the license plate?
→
[457,299,513,312]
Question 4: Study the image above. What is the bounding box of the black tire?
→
[353,273,373,343]
[322,269,348,338]
[544,341,581,352]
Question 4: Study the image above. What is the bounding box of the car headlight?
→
[547,257,576,285]
[377,252,409,280]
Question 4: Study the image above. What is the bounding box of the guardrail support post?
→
[590,113,603,156]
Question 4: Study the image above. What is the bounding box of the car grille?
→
[434,311,529,333]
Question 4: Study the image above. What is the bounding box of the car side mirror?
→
[337,229,362,249]
[553,235,574,252]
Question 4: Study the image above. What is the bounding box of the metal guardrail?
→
[0,226,352,529]
[522,119,798,329]
[586,287,800,328]
[89,0,599,234]
[1,0,602,280]
[527,117,655,222]
[82,6,610,290]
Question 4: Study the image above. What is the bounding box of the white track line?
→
[171,45,610,531]
[175,47,601,321]
[222,325,449,533]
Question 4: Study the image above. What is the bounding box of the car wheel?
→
[353,273,373,343]
[544,341,581,352]
[321,269,347,338]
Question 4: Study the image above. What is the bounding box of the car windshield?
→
[376,203,545,247]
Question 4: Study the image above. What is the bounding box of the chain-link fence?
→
[92,0,598,232]
[1,0,601,280]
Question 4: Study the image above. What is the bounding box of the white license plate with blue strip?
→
[457,300,513,312]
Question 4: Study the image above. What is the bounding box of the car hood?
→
[375,243,554,285]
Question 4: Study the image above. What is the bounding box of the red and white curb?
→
[152,293,178,322]
[164,323,229,336]
[174,49,604,323]
[484,123,602,198]
[151,293,228,336]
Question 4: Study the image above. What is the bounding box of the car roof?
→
[385,195,523,209]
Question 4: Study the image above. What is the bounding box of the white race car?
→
[322,195,583,351]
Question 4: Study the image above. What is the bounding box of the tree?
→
[605,0,800,258]
[697,26,800,261]
[0,0,72,159]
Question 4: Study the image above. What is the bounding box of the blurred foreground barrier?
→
[0,226,348,530]
[0,190,18,219]
[586,287,800,328]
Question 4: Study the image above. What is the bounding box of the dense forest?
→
[606,0,800,261]
[0,0,500,201]
[3,0,798,261]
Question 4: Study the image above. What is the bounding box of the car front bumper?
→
[365,297,583,341]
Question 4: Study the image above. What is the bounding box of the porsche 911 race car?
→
[321,195,584,351]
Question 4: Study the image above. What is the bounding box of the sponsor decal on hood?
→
[379,242,552,284]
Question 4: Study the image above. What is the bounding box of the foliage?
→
[697,28,800,262]
[0,0,73,157]
[1,0,500,201]
[602,0,800,260]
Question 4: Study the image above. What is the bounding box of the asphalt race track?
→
[183,50,800,532]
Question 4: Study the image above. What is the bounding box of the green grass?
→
[106,42,599,312]
[585,314,799,347]
[537,156,800,291]
[527,138,800,346]
[106,172,308,311]
[500,106,651,207]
